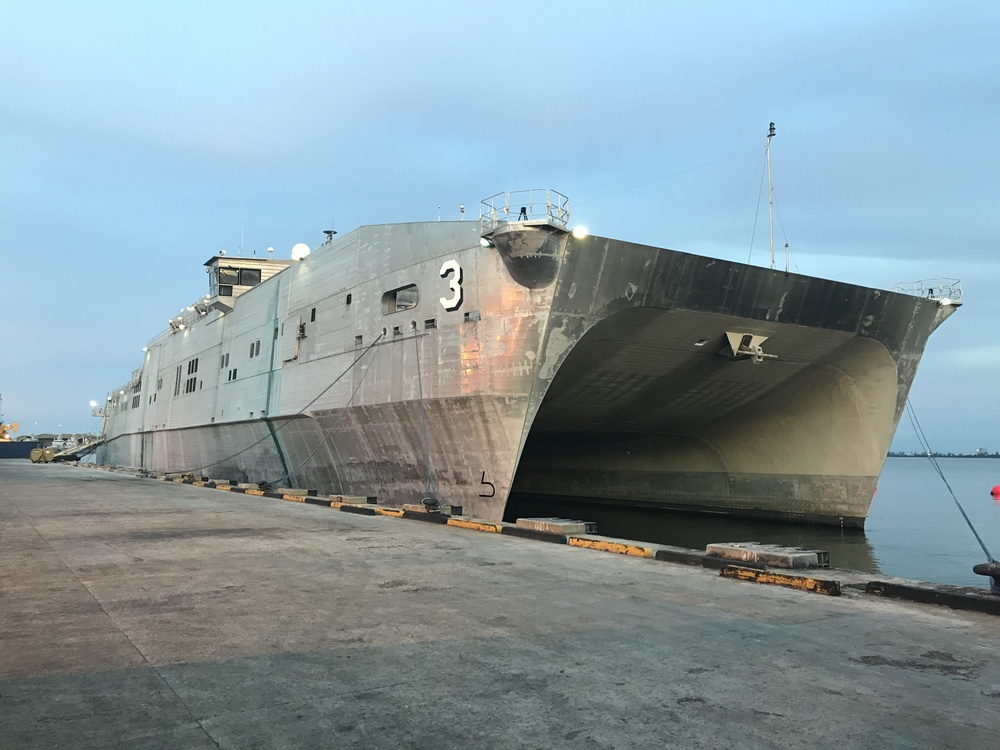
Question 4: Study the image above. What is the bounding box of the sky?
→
[1,1,997,452]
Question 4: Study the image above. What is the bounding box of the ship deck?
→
[2,461,997,748]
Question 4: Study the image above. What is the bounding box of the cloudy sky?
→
[1,1,997,452]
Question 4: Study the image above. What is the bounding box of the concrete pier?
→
[2,461,999,749]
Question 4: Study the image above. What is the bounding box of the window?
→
[464,310,481,323]
[355,335,363,348]
[219,267,261,287]
[310,307,316,322]
[382,284,419,314]
[219,285,233,297]
[249,340,260,358]
[346,293,352,305]
[132,395,140,409]
[424,318,437,329]
[240,268,261,286]
[177,358,200,394]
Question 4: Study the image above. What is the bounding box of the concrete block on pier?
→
[706,542,829,569]
[516,517,595,535]
[331,495,374,505]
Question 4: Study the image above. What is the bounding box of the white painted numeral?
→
[439,259,464,311]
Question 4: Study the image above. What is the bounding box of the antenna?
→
[460,204,465,221]
[323,217,337,244]
[766,122,776,270]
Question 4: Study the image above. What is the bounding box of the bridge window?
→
[240,269,261,286]
[218,267,261,288]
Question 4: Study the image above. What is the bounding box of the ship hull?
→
[97,216,954,527]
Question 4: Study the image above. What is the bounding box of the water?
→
[506,457,1000,589]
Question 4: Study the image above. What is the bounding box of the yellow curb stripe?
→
[568,537,654,558]
[447,518,503,533]
[719,566,841,596]
[375,508,404,517]
[193,481,205,487]
[172,478,184,483]
[245,489,265,496]
[283,494,306,503]
[215,485,232,492]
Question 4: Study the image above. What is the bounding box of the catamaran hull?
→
[97,215,955,527]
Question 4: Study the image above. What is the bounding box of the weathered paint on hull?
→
[99,394,529,520]
[97,217,955,527]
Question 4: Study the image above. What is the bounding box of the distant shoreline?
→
[888,453,999,459]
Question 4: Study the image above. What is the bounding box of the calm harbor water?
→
[507,457,1000,590]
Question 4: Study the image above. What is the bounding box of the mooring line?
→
[262,342,382,487]
[905,399,995,563]
[157,332,385,477]
[414,332,439,506]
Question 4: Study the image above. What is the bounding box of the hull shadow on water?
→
[505,493,881,575]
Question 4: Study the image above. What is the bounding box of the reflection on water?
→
[506,458,1000,589]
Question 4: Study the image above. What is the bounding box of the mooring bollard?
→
[972,562,1000,594]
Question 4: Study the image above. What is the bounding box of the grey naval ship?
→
[97,189,960,527]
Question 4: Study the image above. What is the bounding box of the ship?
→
[96,188,960,527]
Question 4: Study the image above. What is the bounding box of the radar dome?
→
[291,243,311,261]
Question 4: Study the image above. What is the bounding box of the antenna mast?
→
[766,122,776,270]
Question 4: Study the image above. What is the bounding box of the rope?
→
[747,162,767,264]
[161,332,385,475]
[262,343,382,486]
[715,151,765,259]
[574,147,763,207]
[414,333,439,503]
[905,399,995,562]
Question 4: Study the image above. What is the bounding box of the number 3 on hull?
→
[439,259,464,311]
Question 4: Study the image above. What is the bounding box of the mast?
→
[766,122,776,270]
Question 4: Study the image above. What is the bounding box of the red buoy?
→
[992,485,1000,498]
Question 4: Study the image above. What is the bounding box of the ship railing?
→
[893,278,963,304]
[480,189,570,233]
[144,296,213,350]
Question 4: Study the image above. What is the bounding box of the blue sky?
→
[1,1,997,451]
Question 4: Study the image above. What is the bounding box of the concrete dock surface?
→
[2,461,998,749]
